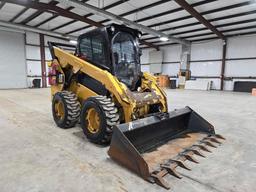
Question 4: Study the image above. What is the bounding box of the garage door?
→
[0,30,27,89]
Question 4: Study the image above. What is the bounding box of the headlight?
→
[110,26,115,32]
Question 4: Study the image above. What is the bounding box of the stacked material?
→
[178,76,186,89]
[157,75,170,87]
[185,80,212,91]
[252,88,256,96]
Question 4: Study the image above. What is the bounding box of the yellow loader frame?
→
[48,43,225,190]
[49,47,168,122]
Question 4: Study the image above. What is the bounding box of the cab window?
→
[79,34,106,66]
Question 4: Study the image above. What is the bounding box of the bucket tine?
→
[201,140,217,148]
[108,107,225,190]
[170,160,191,170]
[215,134,226,140]
[205,137,222,144]
[160,164,182,179]
[151,172,171,189]
[186,149,205,158]
[181,153,199,163]
[193,144,212,153]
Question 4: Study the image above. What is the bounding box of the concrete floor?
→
[0,88,255,192]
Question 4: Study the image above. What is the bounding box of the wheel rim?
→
[54,100,65,119]
[86,108,100,133]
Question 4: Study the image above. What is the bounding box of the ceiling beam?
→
[152,31,256,48]
[183,25,256,40]
[136,0,217,23]
[65,0,214,34]
[148,25,256,44]
[33,6,74,28]
[20,11,44,24]
[8,0,41,23]
[47,0,91,30]
[174,0,225,39]
[9,7,29,23]
[20,1,59,25]
[96,0,172,25]
[64,0,172,34]
[3,0,102,27]
[66,0,248,36]
[0,20,74,39]
[119,0,170,17]
[33,0,120,30]
[20,0,88,27]
[3,0,159,49]
[56,0,188,45]
[33,14,58,28]
[143,18,256,41]
[148,1,254,29]
[173,18,256,36]
[51,0,129,31]
[153,10,256,34]
[33,0,89,28]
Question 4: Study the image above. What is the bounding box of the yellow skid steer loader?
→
[48,24,225,189]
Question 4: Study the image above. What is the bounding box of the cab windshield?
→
[112,32,140,89]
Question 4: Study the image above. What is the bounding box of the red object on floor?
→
[252,88,256,96]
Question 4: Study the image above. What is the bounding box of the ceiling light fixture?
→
[69,40,77,45]
[160,36,169,42]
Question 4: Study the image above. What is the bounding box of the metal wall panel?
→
[0,30,27,88]
[26,45,41,60]
[26,32,40,45]
[149,50,163,74]
[27,60,41,76]
[190,61,222,76]
[225,60,256,76]
[162,45,182,62]
[227,35,256,58]
[141,48,154,64]
[162,63,180,76]
[191,40,222,60]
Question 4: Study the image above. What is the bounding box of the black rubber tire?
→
[80,96,120,145]
[52,91,81,129]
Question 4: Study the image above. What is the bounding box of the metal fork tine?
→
[201,140,217,148]
[151,172,171,189]
[170,159,191,170]
[182,154,199,163]
[204,137,221,144]
[215,134,226,140]
[186,149,206,157]
[193,144,212,153]
[161,164,182,179]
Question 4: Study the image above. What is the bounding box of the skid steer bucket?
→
[108,107,225,189]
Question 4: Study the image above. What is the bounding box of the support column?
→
[220,39,227,91]
[180,42,191,71]
[39,33,47,88]
[178,42,191,88]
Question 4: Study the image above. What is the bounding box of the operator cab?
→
[77,24,142,90]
